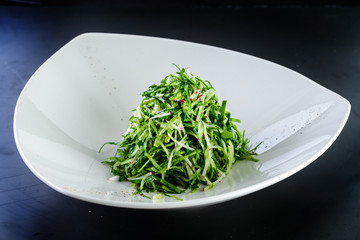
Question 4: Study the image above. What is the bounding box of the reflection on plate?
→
[13,33,350,209]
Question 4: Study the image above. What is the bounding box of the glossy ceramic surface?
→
[14,33,350,209]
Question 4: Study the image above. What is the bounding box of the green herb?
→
[99,65,259,196]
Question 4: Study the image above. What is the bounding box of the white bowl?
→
[13,33,350,209]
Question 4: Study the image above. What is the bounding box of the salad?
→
[99,65,259,198]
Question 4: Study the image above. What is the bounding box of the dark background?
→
[1,0,360,7]
[1,1,360,240]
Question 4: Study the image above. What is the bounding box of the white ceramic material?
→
[14,33,350,209]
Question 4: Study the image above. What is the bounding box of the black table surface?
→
[1,5,360,240]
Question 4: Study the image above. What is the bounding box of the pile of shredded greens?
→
[99,65,259,198]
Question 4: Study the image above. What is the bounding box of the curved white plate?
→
[14,33,350,209]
